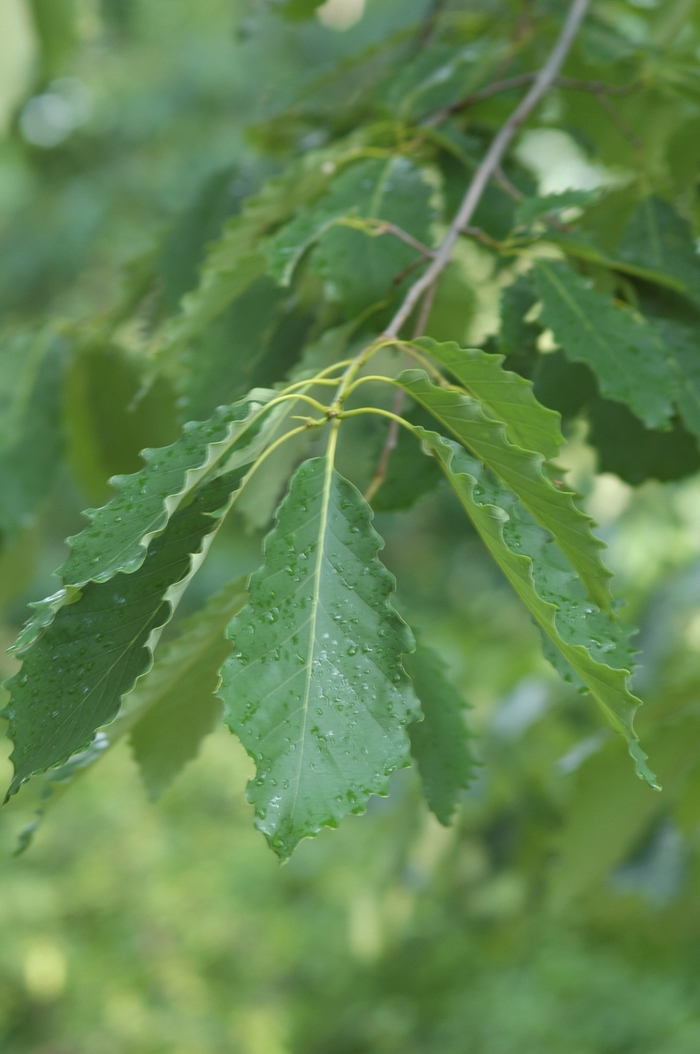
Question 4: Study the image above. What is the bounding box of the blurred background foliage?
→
[3,0,700,1051]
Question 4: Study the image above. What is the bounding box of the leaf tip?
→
[629,741,661,791]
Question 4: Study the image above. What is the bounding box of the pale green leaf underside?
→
[219,455,420,860]
[3,469,243,796]
[405,642,474,826]
[413,336,564,459]
[418,429,657,788]
[59,390,278,589]
[129,578,248,799]
[397,369,612,611]
[533,259,676,430]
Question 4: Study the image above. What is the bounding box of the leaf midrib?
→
[290,428,340,827]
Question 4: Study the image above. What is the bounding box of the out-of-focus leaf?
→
[219,454,420,859]
[515,190,599,227]
[619,196,700,310]
[63,343,180,502]
[551,716,700,906]
[312,156,435,316]
[406,641,474,826]
[29,0,77,76]
[497,276,539,358]
[533,259,676,430]
[130,579,248,800]
[147,139,373,369]
[0,329,67,535]
[274,0,325,22]
[384,40,502,121]
[588,398,700,485]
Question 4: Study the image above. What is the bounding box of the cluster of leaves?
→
[4,0,700,860]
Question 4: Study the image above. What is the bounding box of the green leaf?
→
[3,469,243,797]
[652,317,700,441]
[418,429,657,788]
[619,196,700,310]
[129,579,248,800]
[588,397,700,485]
[497,276,539,358]
[515,189,599,227]
[0,329,67,535]
[147,139,372,368]
[533,259,677,430]
[396,370,612,611]
[273,0,325,22]
[59,389,279,590]
[384,40,502,122]
[63,343,180,503]
[412,336,564,460]
[182,277,302,421]
[219,449,420,859]
[311,156,435,316]
[11,580,248,851]
[405,642,474,826]
[543,231,689,293]
[551,716,700,906]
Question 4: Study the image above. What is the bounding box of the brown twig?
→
[385,0,592,340]
[493,165,524,202]
[392,255,430,287]
[593,90,642,150]
[424,72,635,127]
[364,283,438,503]
[460,225,508,250]
[370,221,436,260]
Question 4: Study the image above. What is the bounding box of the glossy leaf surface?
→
[219,453,420,859]
[59,391,277,589]
[397,369,612,610]
[3,469,243,796]
[418,429,657,788]
[413,337,564,459]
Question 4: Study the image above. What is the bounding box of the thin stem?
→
[236,422,326,497]
[279,359,355,394]
[385,0,591,340]
[461,225,509,250]
[398,342,452,385]
[493,165,524,201]
[425,72,635,126]
[267,393,333,416]
[370,221,436,260]
[343,374,403,398]
[339,407,420,435]
[364,283,437,502]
